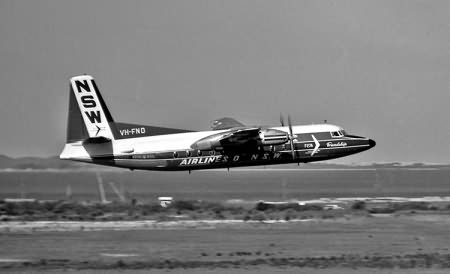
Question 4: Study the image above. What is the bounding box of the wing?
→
[192,127,259,151]
[192,127,288,151]
[211,117,245,130]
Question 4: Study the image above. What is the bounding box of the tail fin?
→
[65,75,194,144]
[66,75,115,142]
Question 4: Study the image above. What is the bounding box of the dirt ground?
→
[1,213,450,273]
[5,267,450,274]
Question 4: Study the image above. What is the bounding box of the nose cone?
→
[369,139,376,148]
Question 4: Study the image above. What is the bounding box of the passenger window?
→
[197,150,202,156]
[209,150,215,156]
[173,151,178,158]
[186,150,191,157]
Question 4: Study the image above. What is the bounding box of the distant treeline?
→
[0,199,447,222]
[0,155,90,170]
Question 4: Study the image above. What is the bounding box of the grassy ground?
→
[1,213,450,272]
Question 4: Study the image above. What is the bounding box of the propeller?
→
[279,113,285,127]
[287,114,296,160]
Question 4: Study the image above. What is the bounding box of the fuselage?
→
[60,75,375,171]
[60,123,375,171]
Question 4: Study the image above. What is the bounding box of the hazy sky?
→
[0,0,449,163]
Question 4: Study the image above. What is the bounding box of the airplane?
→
[60,75,376,171]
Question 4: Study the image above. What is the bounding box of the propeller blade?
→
[287,115,296,160]
[280,113,285,127]
[287,115,292,131]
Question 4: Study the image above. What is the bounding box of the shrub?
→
[116,260,126,268]
[251,212,267,221]
[256,202,271,211]
[368,207,395,214]
[215,212,225,219]
[4,202,18,215]
[201,201,225,211]
[42,201,58,212]
[392,202,436,211]
[297,204,323,211]
[171,200,197,211]
[351,201,366,210]
[256,202,322,212]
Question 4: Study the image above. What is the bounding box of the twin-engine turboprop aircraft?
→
[60,75,375,171]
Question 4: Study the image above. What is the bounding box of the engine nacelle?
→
[258,129,289,145]
[191,131,231,151]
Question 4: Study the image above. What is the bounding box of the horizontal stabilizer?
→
[82,137,112,144]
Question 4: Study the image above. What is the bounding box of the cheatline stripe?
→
[119,144,370,159]
[292,138,367,143]
[209,168,378,171]
[280,144,370,153]
[110,146,370,162]
[72,144,370,162]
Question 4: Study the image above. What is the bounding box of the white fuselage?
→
[60,124,342,161]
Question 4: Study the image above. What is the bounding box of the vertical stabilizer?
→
[67,75,115,142]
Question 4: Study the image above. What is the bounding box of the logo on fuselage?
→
[178,153,282,166]
[326,142,347,148]
[180,156,218,166]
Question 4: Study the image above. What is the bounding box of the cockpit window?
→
[331,131,344,138]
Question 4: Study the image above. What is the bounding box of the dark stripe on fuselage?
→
[106,136,372,171]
